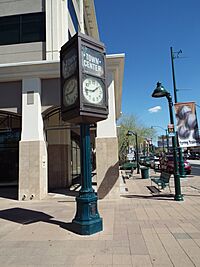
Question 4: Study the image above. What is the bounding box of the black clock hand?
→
[85,87,96,92]
[94,86,100,91]
[67,84,76,94]
[66,89,74,94]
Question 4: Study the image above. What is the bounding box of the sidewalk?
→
[0,169,200,266]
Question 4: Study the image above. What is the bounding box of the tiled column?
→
[96,137,119,199]
[19,78,48,200]
[48,129,72,189]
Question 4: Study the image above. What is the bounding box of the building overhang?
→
[0,53,125,119]
[0,60,60,81]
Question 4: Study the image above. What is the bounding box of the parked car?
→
[120,161,137,171]
[187,153,200,160]
[139,156,146,165]
[184,160,192,174]
[150,156,160,170]
[160,155,191,174]
[143,157,153,167]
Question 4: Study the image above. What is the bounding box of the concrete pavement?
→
[0,169,200,266]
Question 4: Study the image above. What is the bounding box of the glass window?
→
[0,12,45,46]
[21,12,45,43]
[0,16,20,45]
[71,139,81,178]
[0,113,21,184]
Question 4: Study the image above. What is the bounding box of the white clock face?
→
[63,78,78,106]
[83,77,104,104]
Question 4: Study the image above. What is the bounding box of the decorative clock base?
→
[72,192,103,235]
[71,124,103,235]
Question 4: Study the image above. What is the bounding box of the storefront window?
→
[0,12,45,46]
[0,113,21,184]
[71,139,81,178]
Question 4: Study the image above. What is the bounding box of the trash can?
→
[140,166,149,179]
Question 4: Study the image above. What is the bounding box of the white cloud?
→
[148,106,162,113]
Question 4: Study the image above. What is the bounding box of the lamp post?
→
[145,138,150,156]
[151,126,169,152]
[127,130,140,174]
[170,47,185,178]
[152,82,183,201]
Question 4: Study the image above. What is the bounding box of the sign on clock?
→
[82,46,104,78]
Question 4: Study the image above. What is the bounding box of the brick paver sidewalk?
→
[0,169,200,266]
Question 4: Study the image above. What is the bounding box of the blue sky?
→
[95,0,200,138]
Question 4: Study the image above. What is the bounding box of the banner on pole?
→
[174,102,200,147]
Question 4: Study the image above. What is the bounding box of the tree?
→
[117,114,156,163]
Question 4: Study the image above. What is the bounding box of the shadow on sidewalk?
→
[0,207,78,234]
[121,193,175,201]
[49,174,97,199]
[49,175,81,198]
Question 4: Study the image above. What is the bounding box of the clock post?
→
[72,123,103,235]
[60,33,108,235]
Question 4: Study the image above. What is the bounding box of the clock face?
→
[63,77,78,106]
[83,77,104,104]
[62,48,77,79]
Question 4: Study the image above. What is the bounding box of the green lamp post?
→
[170,47,186,178]
[127,130,140,174]
[152,82,183,201]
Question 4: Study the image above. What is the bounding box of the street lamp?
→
[152,82,183,201]
[151,125,169,152]
[127,130,140,174]
[170,47,185,178]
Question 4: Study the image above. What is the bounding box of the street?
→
[188,160,200,176]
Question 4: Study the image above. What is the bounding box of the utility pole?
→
[170,47,186,178]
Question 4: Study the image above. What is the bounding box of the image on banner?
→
[174,102,200,147]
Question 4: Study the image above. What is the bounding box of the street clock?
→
[60,32,108,123]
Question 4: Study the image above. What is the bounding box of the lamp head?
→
[152,82,169,98]
[127,130,132,136]
[127,130,136,136]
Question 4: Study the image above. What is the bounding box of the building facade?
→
[0,0,124,200]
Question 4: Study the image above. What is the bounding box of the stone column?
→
[19,78,48,201]
[96,73,120,199]
[46,0,68,60]
[96,137,119,199]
